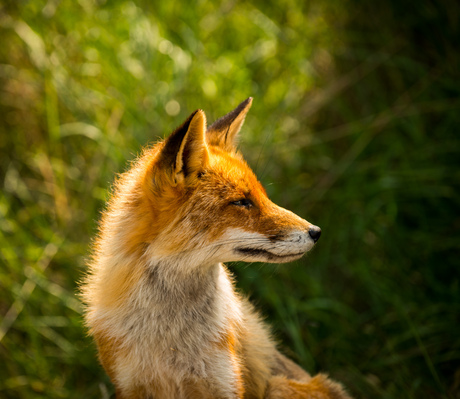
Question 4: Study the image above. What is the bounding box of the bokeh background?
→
[1,0,459,398]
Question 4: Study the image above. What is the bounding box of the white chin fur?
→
[214,228,314,263]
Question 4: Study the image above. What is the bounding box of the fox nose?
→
[308,225,321,243]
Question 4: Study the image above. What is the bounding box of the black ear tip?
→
[233,97,253,114]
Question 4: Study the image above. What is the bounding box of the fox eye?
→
[231,198,252,208]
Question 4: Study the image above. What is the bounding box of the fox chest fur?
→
[81,98,351,399]
[94,263,248,398]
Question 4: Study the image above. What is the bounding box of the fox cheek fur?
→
[81,98,352,399]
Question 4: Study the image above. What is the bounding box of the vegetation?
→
[1,0,459,397]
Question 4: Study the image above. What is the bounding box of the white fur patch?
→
[211,228,315,264]
[91,260,244,397]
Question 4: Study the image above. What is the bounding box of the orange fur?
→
[266,374,351,399]
[81,98,352,398]
[215,325,246,398]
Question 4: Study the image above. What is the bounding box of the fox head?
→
[108,98,320,267]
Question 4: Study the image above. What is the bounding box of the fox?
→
[81,98,352,399]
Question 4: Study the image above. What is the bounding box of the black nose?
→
[308,225,321,243]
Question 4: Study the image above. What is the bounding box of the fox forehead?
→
[205,146,267,199]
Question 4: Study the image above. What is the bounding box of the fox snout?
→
[219,211,320,265]
[258,204,321,262]
[286,225,322,246]
[274,222,321,257]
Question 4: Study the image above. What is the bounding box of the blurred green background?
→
[1,0,459,398]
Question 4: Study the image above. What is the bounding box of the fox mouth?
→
[235,247,305,262]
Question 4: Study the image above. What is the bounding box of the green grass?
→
[1,0,459,398]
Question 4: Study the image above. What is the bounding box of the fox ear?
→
[158,109,208,185]
[207,97,252,151]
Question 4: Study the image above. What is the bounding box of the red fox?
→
[81,98,352,399]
